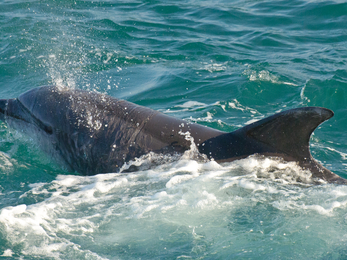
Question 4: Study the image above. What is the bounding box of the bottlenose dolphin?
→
[0,85,345,184]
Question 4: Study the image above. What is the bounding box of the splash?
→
[243,68,298,86]
[1,155,347,258]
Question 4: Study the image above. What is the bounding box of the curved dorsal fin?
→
[234,107,347,183]
[235,107,333,161]
[200,107,347,183]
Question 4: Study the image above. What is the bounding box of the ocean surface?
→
[1,0,347,259]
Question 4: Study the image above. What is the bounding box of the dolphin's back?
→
[1,86,346,183]
[17,86,223,174]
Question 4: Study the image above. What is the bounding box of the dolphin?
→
[0,85,345,184]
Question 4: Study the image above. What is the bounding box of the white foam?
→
[228,99,259,115]
[2,154,347,258]
[243,68,298,86]
[175,101,207,109]
[326,146,347,160]
[0,151,14,171]
[2,249,13,257]
[195,191,218,209]
[166,174,196,188]
[200,61,228,73]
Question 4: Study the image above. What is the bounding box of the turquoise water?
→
[1,0,347,259]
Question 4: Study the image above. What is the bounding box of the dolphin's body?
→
[0,85,345,184]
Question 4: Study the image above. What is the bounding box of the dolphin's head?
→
[0,86,68,168]
[0,86,117,173]
[0,85,102,133]
[0,86,86,170]
[0,86,64,136]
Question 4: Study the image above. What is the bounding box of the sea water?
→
[1,0,347,259]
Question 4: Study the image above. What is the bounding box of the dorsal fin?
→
[199,107,347,183]
[235,107,334,161]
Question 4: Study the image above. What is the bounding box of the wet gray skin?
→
[0,85,345,184]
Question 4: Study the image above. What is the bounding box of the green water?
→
[1,0,347,259]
